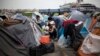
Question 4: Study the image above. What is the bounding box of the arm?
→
[89,17,97,31]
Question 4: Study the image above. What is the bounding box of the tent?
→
[0,25,29,56]
[69,10,86,21]
[8,14,43,48]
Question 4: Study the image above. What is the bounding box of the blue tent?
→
[69,10,86,21]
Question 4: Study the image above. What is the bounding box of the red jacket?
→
[63,19,79,28]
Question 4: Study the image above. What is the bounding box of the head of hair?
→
[48,23,52,28]
[36,15,40,19]
[48,16,53,21]
[94,13,100,19]
[0,16,7,20]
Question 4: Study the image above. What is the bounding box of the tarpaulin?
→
[0,25,29,56]
[69,10,86,21]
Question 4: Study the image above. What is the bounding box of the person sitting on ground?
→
[47,17,57,40]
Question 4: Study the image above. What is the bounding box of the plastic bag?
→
[81,33,100,54]
[58,34,67,48]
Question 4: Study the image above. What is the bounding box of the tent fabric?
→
[0,25,29,56]
[81,33,100,54]
[58,27,64,38]
[6,19,38,48]
[30,22,43,46]
[70,10,86,21]
[11,13,27,23]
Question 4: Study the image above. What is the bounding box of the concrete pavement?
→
[43,42,77,56]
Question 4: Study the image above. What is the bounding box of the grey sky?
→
[0,0,99,9]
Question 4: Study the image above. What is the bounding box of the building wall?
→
[82,0,100,8]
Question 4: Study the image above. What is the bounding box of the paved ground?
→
[42,42,77,56]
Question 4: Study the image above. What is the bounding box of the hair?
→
[94,13,100,19]
[0,16,7,20]
[48,17,53,21]
[48,23,52,28]
[36,15,40,19]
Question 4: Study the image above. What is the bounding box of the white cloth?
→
[49,21,55,25]
[42,25,49,31]
[75,21,83,26]
[81,33,100,54]
[48,21,56,29]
